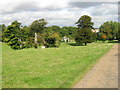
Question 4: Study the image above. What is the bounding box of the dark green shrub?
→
[34,43,38,49]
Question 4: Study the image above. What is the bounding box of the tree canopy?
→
[75,15,94,45]
[76,15,94,29]
[1,16,120,50]
[98,21,119,41]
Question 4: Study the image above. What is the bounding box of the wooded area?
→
[0,15,120,49]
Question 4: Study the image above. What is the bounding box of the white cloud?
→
[0,0,118,28]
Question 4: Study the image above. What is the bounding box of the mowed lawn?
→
[2,42,113,88]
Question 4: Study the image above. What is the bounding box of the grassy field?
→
[2,42,113,88]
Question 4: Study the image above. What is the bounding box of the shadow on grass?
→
[68,43,85,46]
[108,41,120,43]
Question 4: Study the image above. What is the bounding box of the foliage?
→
[43,28,61,47]
[3,21,32,49]
[91,32,97,42]
[20,26,33,48]
[60,26,77,39]
[98,21,119,41]
[0,24,6,42]
[49,25,61,32]
[75,15,94,28]
[116,23,120,41]
[30,19,47,48]
[1,17,120,49]
[30,19,47,33]
[75,15,94,45]
[75,28,93,45]
[3,21,23,49]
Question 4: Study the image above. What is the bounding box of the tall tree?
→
[30,19,47,48]
[75,15,94,45]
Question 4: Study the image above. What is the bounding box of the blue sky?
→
[0,0,119,28]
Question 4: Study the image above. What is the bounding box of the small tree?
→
[43,27,61,47]
[75,15,94,45]
[30,19,47,48]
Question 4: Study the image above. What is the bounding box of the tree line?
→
[0,15,120,49]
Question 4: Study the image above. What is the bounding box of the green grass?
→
[2,42,113,88]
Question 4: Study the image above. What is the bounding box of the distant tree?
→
[0,24,6,41]
[59,26,77,40]
[30,19,47,48]
[67,26,77,39]
[20,26,32,48]
[60,26,69,37]
[43,27,61,47]
[117,23,120,41]
[50,25,61,32]
[99,21,119,42]
[75,15,94,45]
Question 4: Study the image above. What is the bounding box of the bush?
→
[44,32,61,47]
[34,43,38,49]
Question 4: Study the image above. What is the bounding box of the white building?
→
[62,36,69,42]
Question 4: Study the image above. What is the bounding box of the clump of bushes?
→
[44,32,61,47]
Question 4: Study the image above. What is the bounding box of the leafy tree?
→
[75,28,93,44]
[59,26,77,40]
[67,26,77,39]
[20,26,33,48]
[60,26,69,37]
[3,21,23,49]
[50,25,61,32]
[30,19,47,48]
[75,15,94,45]
[43,27,61,47]
[99,21,119,42]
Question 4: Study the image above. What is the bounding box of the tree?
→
[50,25,61,32]
[60,26,69,37]
[30,19,47,48]
[20,26,32,48]
[3,21,23,49]
[60,26,77,40]
[0,24,6,42]
[75,15,94,45]
[99,21,119,42]
[117,23,120,41]
[42,27,61,47]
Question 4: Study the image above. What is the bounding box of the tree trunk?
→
[19,38,22,48]
[34,32,38,48]
[35,32,37,44]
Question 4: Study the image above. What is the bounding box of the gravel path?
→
[73,44,118,88]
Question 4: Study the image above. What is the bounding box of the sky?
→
[0,0,119,28]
